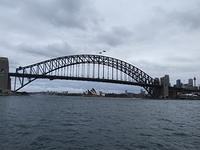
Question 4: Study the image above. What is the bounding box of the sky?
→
[1,0,200,93]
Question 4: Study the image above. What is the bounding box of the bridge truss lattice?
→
[12,54,158,95]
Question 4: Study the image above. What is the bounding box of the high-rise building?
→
[160,75,170,86]
[160,75,170,98]
[188,79,193,87]
[194,77,197,87]
[176,79,182,88]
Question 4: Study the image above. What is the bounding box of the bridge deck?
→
[9,73,200,94]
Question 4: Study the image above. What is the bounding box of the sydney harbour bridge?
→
[0,54,199,98]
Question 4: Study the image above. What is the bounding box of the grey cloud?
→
[0,0,99,30]
[165,5,200,30]
[17,41,75,58]
[167,5,200,30]
[129,3,200,44]
[19,0,98,30]
[0,0,20,7]
[95,27,133,47]
[164,56,200,65]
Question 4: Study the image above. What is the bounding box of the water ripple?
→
[0,96,200,150]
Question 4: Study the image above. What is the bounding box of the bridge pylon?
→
[0,57,11,94]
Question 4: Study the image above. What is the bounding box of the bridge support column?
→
[0,57,11,94]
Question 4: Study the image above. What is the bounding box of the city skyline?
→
[1,0,200,92]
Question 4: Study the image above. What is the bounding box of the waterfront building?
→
[176,79,182,88]
[188,79,193,87]
[160,75,170,98]
[194,77,197,87]
[83,88,103,96]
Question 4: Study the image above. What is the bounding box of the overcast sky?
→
[1,0,200,92]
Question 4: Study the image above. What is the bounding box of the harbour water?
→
[0,96,200,150]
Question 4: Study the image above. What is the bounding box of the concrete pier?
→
[0,57,10,94]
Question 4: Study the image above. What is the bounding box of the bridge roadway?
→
[9,73,160,88]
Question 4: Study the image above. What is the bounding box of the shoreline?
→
[1,92,200,100]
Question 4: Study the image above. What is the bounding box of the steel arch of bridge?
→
[12,54,158,95]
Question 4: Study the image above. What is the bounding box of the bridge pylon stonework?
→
[0,57,11,93]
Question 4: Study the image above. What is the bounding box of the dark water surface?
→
[0,96,200,150]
